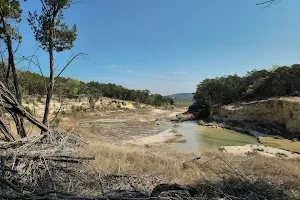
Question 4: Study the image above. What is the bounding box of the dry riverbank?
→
[57,107,185,143]
[51,107,300,198]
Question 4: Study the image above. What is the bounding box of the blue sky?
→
[13,0,300,95]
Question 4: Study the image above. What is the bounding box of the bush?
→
[71,105,86,113]
[95,105,101,111]
[37,96,43,103]
[49,117,60,129]
[24,106,34,116]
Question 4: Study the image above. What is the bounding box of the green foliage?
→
[27,0,77,52]
[37,96,43,103]
[174,99,194,107]
[151,94,174,107]
[0,65,174,106]
[193,64,300,107]
[71,105,85,113]
[0,0,22,41]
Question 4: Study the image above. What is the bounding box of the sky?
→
[12,0,300,95]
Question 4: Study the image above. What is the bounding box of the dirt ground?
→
[57,107,185,143]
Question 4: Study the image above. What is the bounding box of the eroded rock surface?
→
[213,97,300,138]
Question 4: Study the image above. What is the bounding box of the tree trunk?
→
[2,17,26,138]
[6,37,21,104]
[42,39,55,128]
[5,63,10,88]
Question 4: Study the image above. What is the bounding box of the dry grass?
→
[80,141,300,192]
[259,137,300,153]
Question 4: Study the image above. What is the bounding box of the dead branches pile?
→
[0,131,100,199]
[0,131,295,199]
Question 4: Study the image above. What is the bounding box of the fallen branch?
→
[2,154,95,163]
[0,117,15,141]
[0,81,48,133]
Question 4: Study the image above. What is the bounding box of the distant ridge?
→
[166,93,193,100]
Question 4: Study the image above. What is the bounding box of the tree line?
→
[193,64,300,107]
[2,69,174,107]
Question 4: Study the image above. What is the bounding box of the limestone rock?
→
[213,97,300,137]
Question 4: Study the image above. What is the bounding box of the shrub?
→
[37,96,43,103]
[50,117,60,129]
[24,106,34,116]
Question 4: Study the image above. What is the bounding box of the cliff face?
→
[213,97,300,137]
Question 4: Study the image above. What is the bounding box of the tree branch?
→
[0,117,15,141]
[55,53,85,79]
[49,100,64,125]
[256,0,281,8]
[15,52,44,76]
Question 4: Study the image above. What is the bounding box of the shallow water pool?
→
[170,121,258,153]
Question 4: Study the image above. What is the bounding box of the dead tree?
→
[0,81,48,141]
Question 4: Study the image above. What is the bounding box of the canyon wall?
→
[213,97,300,136]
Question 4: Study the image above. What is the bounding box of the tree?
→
[0,0,26,137]
[28,0,77,127]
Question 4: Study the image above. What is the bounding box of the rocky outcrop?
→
[212,97,300,138]
[170,113,195,122]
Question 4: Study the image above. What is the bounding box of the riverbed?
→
[128,120,259,152]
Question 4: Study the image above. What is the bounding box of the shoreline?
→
[126,114,300,158]
[199,120,300,156]
[126,128,175,145]
[220,144,300,158]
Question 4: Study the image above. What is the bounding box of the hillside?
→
[187,64,300,153]
[166,93,193,100]
[0,67,174,107]
[167,93,194,107]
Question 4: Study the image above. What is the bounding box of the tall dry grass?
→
[80,141,300,191]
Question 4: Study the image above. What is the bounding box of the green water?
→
[171,122,258,153]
